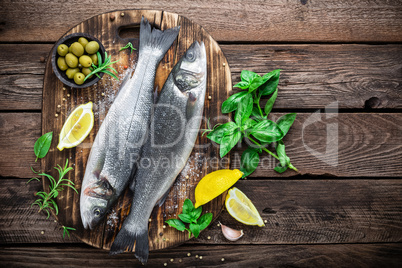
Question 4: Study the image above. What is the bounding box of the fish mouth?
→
[81,211,96,230]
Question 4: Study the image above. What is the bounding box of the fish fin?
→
[110,226,149,264]
[156,189,171,207]
[139,16,180,63]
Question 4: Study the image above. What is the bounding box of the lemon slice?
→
[57,102,94,151]
[225,187,265,227]
[194,169,243,208]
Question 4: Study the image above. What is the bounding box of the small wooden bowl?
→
[51,33,106,89]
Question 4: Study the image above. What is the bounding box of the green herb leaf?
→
[182,199,194,215]
[207,122,237,144]
[251,106,264,121]
[240,147,260,178]
[220,129,242,158]
[34,132,53,162]
[234,93,253,125]
[165,219,186,231]
[242,118,257,131]
[249,76,265,93]
[178,214,193,224]
[276,140,290,167]
[250,120,284,143]
[197,213,213,231]
[189,223,201,238]
[84,51,119,82]
[240,70,259,83]
[233,81,250,89]
[119,42,136,53]
[264,87,278,116]
[190,206,202,222]
[221,91,249,113]
[260,69,280,96]
[274,164,288,173]
[276,113,297,137]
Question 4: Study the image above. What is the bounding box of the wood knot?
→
[300,0,308,5]
[365,97,381,109]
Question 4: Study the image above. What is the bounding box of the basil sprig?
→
[205,69,297,176]
[166,199,213,238]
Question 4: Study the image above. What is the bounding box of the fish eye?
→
[187,51,195,61]
[94,208,101,217]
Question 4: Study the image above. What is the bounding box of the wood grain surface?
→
[1,244,401,267]
[41,10,231,251]
[2,179,402,245]
[2,44,402,111]
[2,112,401,179]
[1,0,402,43]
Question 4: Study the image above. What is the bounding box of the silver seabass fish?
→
[109,41,207,264]
[80,17,180,230]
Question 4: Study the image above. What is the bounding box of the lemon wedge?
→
[57,102,94,151]
[194,169,243,208]
[225,187,265,227]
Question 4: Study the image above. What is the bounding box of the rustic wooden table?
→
[1,1,402,267]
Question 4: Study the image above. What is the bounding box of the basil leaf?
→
[251,106,264,121]
[243,118,257,131]
[207,122,237,144]
[274,164,288,173]
[178,214,193,224]
[197,213,213,231]
[34,132,53,161]
[165,219,186,231]
[260,69,280,96]
[189,223,201,238]
[250,120,284,143]
[233,81,250,89]
[275,140,289,167]
[234,93,253,125]
[240,70,259,83]
[240,147,260,177]
[182,198,194,215]
[221,91,249,113]
[220,129,242,158]
[249,76,265,93]
[264,87,278,115]
[191,206,202,221]
[276,113,297,137]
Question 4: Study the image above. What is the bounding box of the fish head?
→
[80,173,115,230]
[173,41,207,95]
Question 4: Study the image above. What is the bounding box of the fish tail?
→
[139,16,180,62]
[109,222,149,264]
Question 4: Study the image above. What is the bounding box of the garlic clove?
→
[220,222,244,241]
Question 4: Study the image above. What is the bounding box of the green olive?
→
[78,37,89,49]
[65,53,78,68]
[70,42,84,57]
[68,46,73,53]
[57,44,69,57]
[79,55,92,68]
[74,72,86,85]
[57,57,68,71]
[78,63,83,68]
[66,68,80,79]
[85,41,99,54]
[82,67,93,79]
[89,54,98,66]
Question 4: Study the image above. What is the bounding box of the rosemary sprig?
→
[28,159,78,219]
[62,226,76,239]
[119,41,136,53]
[84,51,119,82]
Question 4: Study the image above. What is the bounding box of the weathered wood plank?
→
[230,113,402,177]
[1,44,401,110]
[0,113,41,178]
[1,244,402,267]
[1,113,401,179]
[2,179,401,244]
[1,1,402,42]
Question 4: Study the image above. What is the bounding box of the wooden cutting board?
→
[41,10,231,251]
